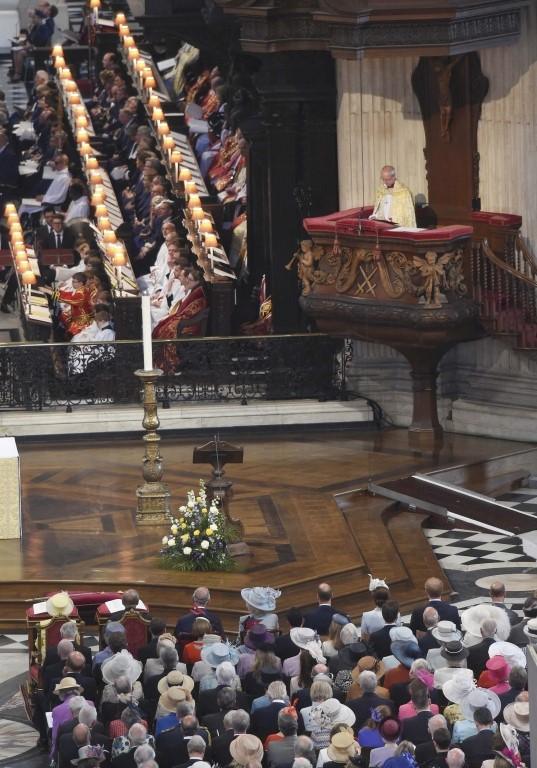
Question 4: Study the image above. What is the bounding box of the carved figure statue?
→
[413,250,451,307]
[432,55,462,142]
[286,239,322,295]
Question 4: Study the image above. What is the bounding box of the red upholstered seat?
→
[120,610,151,657]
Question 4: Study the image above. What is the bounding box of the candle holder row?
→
[52,45,130,295]
[114,15,228,285]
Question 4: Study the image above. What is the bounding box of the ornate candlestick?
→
[134,368,171,525]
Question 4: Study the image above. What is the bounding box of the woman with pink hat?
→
[478,656,510,695]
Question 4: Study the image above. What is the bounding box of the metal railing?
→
[0,334,345,411]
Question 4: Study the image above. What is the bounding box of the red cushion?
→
[471,211,522,229]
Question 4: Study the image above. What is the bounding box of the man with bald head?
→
[415,715,448,766]
[466,617,498,678]
[303,583,347,635]
[419,607,441,654]
[488,581,519,626]
[410,577,461,635]
[370,165,416,228]
[48,650,97,705]
[175,586,224,638]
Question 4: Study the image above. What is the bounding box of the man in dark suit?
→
[173,733,208,768]
[461,707,495,768]
[250,686,288,743]
[47,651,97,707]
[414,715,448,767]
[211,710,250,768]
[410,578,461,634]
[467,618,497,678]
[156,716,211,768]
[369,600,400,659]
[347,670,393,731]
[137,617,166,665]
[0,131,19,195]
[419,607,441,655]
[400,709,434,746]
[38,212,75,251]
[200,687,236,738]
[175,587,224,639]
[57,715,110,768]
[274,608,302,661]
[422,728,451,768]
[488,581,520,626]
[303,583,343,635]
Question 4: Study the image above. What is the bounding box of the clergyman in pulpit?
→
[369,165,416,228]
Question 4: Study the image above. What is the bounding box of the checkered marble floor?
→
[424,487,537,572]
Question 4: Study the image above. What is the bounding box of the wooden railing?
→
[472,237,537,348]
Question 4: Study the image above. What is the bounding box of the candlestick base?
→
[134,368,171,526]
[136,482,171,526]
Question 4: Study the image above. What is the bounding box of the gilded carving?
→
[286,239,325,295]
[335,248,374,294]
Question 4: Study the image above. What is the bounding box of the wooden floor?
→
[2,426,537,633]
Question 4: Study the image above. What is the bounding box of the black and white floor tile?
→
[424,488,537,572]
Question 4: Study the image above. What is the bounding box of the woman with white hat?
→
[310,697,356,750]
[239,587,282,638]
[360,575,391,642]
[451,687,500,744]
[289,628,326,696]
[101,650,143,704]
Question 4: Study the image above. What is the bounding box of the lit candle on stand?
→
[141,295,153,370]
[90,0,100,23]
[170,150,182,182]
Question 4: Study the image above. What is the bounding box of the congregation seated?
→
[22,567,534,768]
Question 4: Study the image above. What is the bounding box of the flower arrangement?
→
[160,480,236,571]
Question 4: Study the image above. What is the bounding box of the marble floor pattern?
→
[0,636,99,767]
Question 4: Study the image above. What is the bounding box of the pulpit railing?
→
[472,238,537,348]
[0,333,345,411]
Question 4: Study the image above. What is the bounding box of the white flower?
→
[200,540,210,550]
[210,523,218,531]
[187,500,194,509]
[179,506,187,513]
[162,536,168,545]
[210,505,218,514]
[183,546,192,555]
[167,537,175,547]
[170,524,178,535]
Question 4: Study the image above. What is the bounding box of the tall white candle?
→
[141,294,153,370]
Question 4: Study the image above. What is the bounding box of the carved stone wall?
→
[348,336,537,441]
[336,56,427,210]
[478,5,537,251]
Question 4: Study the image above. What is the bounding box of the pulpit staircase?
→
[472,225,537,351]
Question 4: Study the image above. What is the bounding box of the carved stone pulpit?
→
[298,208,483,436]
